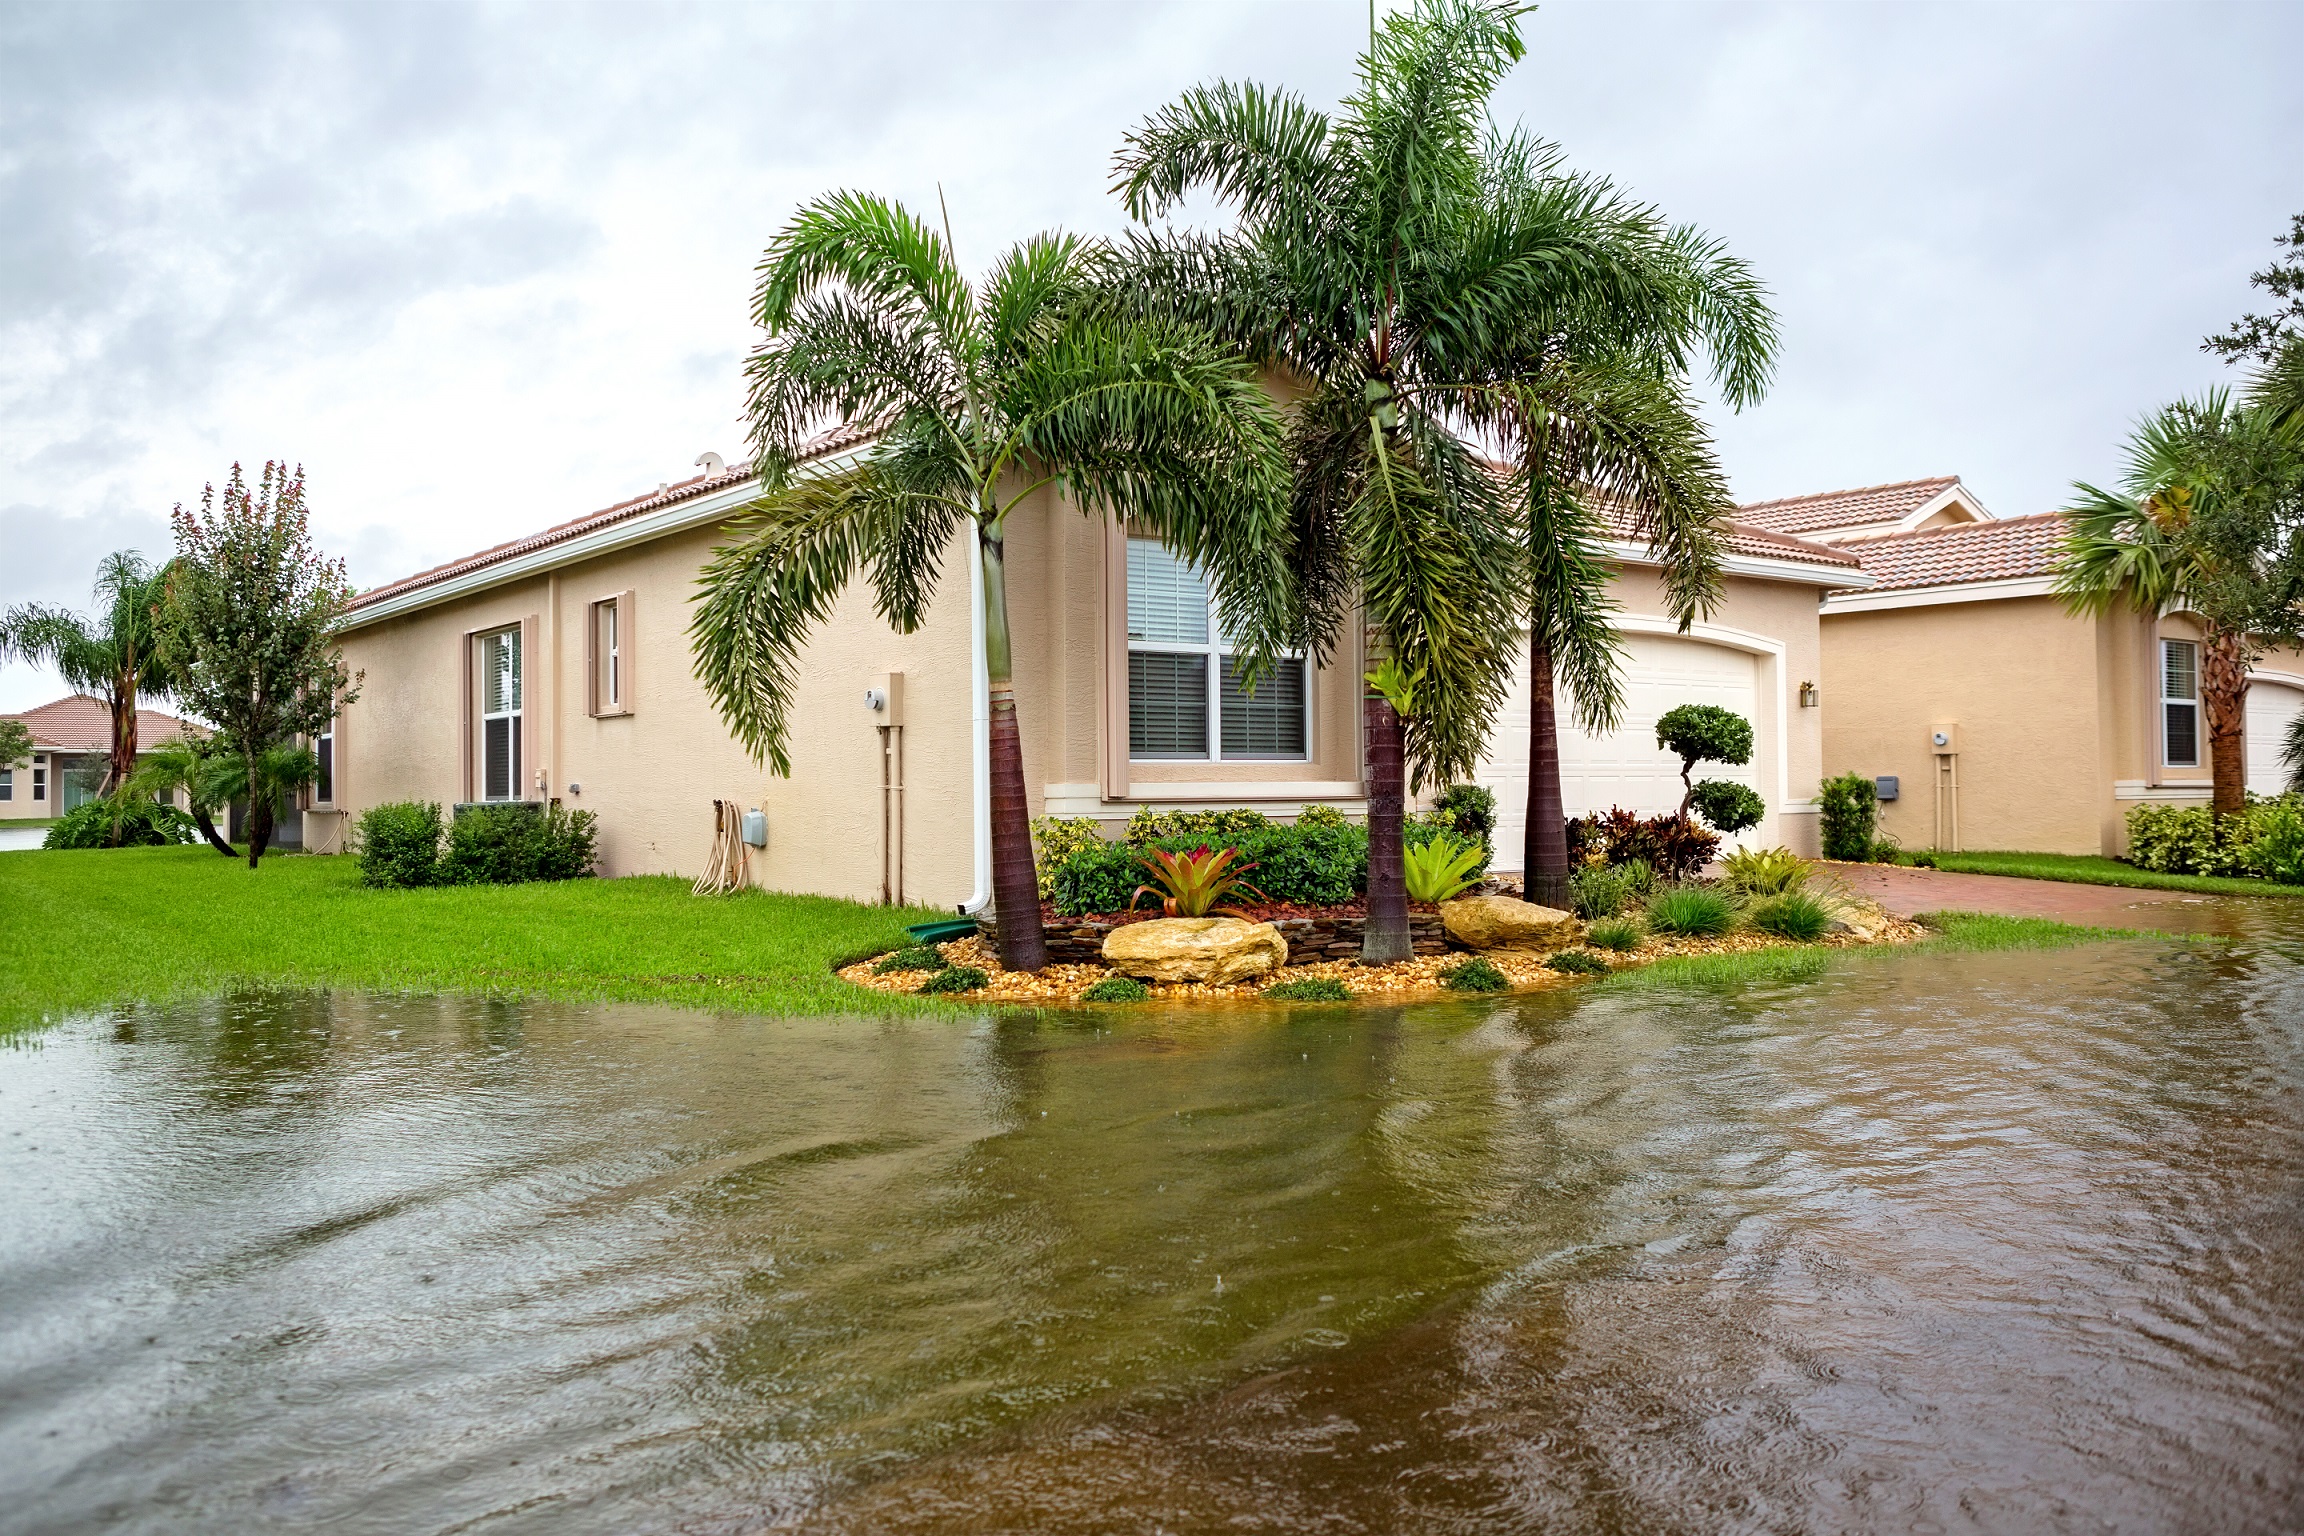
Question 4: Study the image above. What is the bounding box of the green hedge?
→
[1818,772,1878,861]
[353,800,598,887]
[1050,822,1370,915]
[2126,795,2304,883]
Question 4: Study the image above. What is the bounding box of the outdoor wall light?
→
[1799,682,1820,708]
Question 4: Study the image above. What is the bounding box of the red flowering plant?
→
[1130,844,1270,918]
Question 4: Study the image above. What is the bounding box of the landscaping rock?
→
[1825,899,1892,941]
[1101,917,1289,984]
[1440,895,1577,951]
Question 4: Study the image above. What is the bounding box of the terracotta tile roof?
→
[1736,476,1962,536]
[348,426,872,614]
[1596,503,1864,570]
[3,695,203,753]
[1837,512,2069,592]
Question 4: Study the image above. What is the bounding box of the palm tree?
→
[0,550,173,793]
[2055,389,2303,814]
[690,195,1296,971]
[123,734,238,856]
[1109,0,1770,940]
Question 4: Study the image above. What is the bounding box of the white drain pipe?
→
[962,528,992,914]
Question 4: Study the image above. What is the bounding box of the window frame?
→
[476,625,524,801]
[588,593,633,717]
[1124,537,1310,764]
[313,724,335,808]
[31,756,46,803]
[1,766,11,801]
[2161,637,2200,770]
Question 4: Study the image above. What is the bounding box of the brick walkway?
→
[1825,862,2268,935]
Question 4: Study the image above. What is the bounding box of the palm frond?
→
[1113,80,1339,225]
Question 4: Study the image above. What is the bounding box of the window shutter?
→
[616,590,634,714]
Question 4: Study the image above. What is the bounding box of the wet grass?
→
[1596,911,2162,994]
[0,845,950,1034]
[1916,851,2304,899]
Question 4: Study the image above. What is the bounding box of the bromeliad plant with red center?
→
[1130,845,1270,918]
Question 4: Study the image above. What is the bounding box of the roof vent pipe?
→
[696,451,727,476]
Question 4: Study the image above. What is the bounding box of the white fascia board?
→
[1892,482,1996,532]
[1602,539,1873,590]
[1820,576,2055,614]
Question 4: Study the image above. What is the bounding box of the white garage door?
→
[2247,679,2304,795]
[1476,632,1762,872]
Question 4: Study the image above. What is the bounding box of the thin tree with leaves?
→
[0,551,174,796]
[689,196,1296,971]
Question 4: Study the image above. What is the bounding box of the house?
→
[328,440,1864,902]
[0,695,203,821]
[1741,479,2304,857]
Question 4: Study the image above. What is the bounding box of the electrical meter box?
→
[740,808,768,848]
[1929,723,1960,755]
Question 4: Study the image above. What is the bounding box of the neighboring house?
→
[0,695,203,821]
[1743,481,2304,857]
[330,441,1862,903]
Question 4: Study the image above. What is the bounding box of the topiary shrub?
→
[1440,956,1508,993]
[1748,890,1833,941]
[1657,704,1755,824]
[1546,949,1609,975]
[1081,975,1151,1002]
[1688,779,1766,835]
[919,965,990,995]
[1818,773,1879,862]
[1263,976,1351,1001]
[874,945,950,975]
[42,797,198,850]
[1585,917,1644,952]
[438,802,599,885]
[355,800,444,887]
[1646,886,1737,937]
[1565,808,1718,882]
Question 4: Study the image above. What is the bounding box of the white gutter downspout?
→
[962,532,992,914]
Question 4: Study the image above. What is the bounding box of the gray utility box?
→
[741,808,768,848]
[1875,776,1900,802]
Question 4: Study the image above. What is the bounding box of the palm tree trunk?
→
[1362,673,1412,965]
[1521,629,1572,910]
[245,760,270,868]
[106,680,136,794]
[193,806,235,857]
[2203,628,2250,816]
[979,523,1048,972]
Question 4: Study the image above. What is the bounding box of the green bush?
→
[1585,917,1643,951]
[1430,782,1497,855]
[1546,949,1610,975]
[438,802,599,886]
[354,800,444,888]
[1081,975,1150,1002]
[1049,821,1368,916]
[1819,773,1878,862]
[1123,806,1273,845]
[1656,704,1754,778]
[1440,956,1508,992]
[1720,845,1811,896]
[1689,779,1766,835]
[874,945,950,975]
[1294,804,1349,831]
[1646,886,1736,937]
[1570,863,1630,919]
[1030,816,1107,897]
[2125,799,2281,879]
[43,797,197,850]
[1263,976,1351,1001]
[919,965,990,995]
[2248,799,2304,885]
[1748,890,1833,941]
[1565,809,1718,881]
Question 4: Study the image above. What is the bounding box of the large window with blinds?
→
[2162,638,2199,769]
[1127,538,1307,761]
[479,627,523,799]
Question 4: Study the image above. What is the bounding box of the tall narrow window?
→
[591,597,622,714]
[2162,638,2199,769]
[1126,537,1307,761]
[1,767,12,801]
[32,757,46,802]
[315,725,334,805]
[479,627,522,799]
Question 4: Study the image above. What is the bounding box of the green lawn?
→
[1915,850,2304,899]
[0,846,949,1034]
[1597,911,2166,993]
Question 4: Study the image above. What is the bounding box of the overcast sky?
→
[3,0,2298,712]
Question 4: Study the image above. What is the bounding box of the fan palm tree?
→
[2055,389,2303,814]
[0,550,174,792]
[1110,0,1771,938]
[690,194,1296,971]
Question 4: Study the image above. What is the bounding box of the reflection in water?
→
[1,925,2299,1534]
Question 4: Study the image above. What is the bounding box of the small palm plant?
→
[1130,845,1268,918]
[1403,831,1485,903]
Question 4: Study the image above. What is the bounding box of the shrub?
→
[1048,821,1367,916]
[919,965,990,995]
[1646,886,1736,937]
[1618,858,1658,898]
[1748,890,1833,941]
[2247,799,2304,885]
[1440,956,1508,992]
[1031,816,1106,897]
[1403,830,1484,903]
[874,945,950,975]
[1565,808,1718,881]
[438,802,599,886]
[2126,801,2258,877]
[1585,917,1644,951]
[1720,845,1810,897]
[1081,975,1150,1002]
[1430,782,1497,855]
[1263,976,1351,1001]
[355,800,444,887]
[1570,862,1630,919]
[1124,806,1272,845]
[1689,779,1766,835]
[1546,949,1609,975]
[43,797,198,850]
[1818,773,1878,861]
[1657,704,1754,781]
[1294,804,1349,831]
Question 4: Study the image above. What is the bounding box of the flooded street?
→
[3,918,2300,1532]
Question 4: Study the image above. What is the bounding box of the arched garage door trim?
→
[1609,614,1789,810]
[2247,668,2304,794]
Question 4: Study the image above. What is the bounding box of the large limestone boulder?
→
[1441,894,1577,951]
[1825,898,1893,941]
[1102,917,1289,984]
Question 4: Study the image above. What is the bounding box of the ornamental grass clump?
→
[1585,917,1643,952]
[1080,975,1151,1002]
[1646,886,1737,937]
[919,966,990,995]
[1546,949,1609,975]
[1440,957,1508,993]
[1263,976,1352,1002]
[873,945,949,975]
[1747,890,1833,942]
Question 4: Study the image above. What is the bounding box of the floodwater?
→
[3,911,2301,1533]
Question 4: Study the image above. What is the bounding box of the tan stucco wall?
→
[0,751,53,819]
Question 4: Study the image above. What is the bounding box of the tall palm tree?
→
[1110,0,1770,939]
[0,551,174,793]
[2055,389,2303,814]
[690,195,1296,971]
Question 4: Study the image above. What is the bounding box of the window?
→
[1126,538,1307,760]
[2162,638,2199,768]
[315,725,334,805]
[479,627,522,799]
[589,595,629,715]
[0,767,10,801]
[32,757,46,802]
